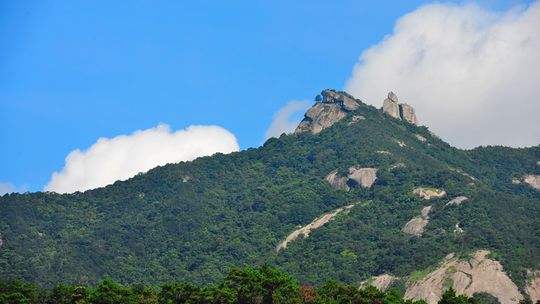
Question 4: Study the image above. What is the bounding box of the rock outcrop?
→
[402,206,432,236]
[526,270,540,303]
[347,167,378,188]
[523,174,540,190]
[325,167,378,191]
[325,170,350,191]
[360,274,397,291]
[382,92,418,125]
[405,250,523,304]
[295,90,361,134]
[413,187,446,200]
[276,204,355,252]
[446,196,469,206]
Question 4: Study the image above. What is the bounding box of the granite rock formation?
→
[382,91,418,125]
[295,90,361,134]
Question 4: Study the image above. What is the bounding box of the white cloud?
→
[345,1,540,148]
[265,100,310,140]
[45,124,239,193]
[0,182,27,195]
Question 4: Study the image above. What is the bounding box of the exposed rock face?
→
[325,167,378,191]
[400,103,418,125]
[402,206,432,236]
[454,223,464,234]
[360,274,397,291]
[383,93,401,119]
[405,250,523,304]
[526,270,540,303]
[446,196,469,206]
[413,187,446,200]
[347,167,378,188]
[276,204,355,252]
[325,170,349,191]
[523,174,540,190]
[382,92,418,125]
[295,90,361,134]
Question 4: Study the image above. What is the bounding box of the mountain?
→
[1,90,539,303]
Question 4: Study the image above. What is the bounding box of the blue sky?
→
[0,0,534,192]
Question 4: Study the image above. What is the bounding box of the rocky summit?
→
[295,89,360,134]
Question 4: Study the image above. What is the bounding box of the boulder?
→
[402,206,432,236]
[381,92,419,125]
[383,95,401,119]
[325,170,349,191]
[347,167,378,188]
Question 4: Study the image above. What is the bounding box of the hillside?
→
[1,90,539,302]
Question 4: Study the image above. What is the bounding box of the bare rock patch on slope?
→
[276,204,355,252]
[446,196,469,206]
[405,250,523,304]
[523,174,540,190]
[413,187,446,200]
[325,167,378,191]
[526,270,540,303]
[402,206,432,236]
[360,274,397,292]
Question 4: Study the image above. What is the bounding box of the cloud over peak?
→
[346,1,540,148]
[45,124,239,193]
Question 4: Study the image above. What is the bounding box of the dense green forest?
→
[0,266,504,304]
[0,91,538,295]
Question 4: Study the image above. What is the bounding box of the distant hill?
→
[1,90,539,303]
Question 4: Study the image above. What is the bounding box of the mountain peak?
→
[294,89,362,134]
[295,89,419,135]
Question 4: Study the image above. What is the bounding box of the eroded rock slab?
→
[326,167,378,191]
[413,187,446,200]
[347,167,378,188]
[446,196,469,206]
[402,206,432,236]
[405,250,523,304]
[325,170,349,191]
[523,174,540,190]
[360,274,397,291]
[276,204,355,252]
[526,270,540,303]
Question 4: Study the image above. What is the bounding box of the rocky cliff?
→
[295,90,361,134]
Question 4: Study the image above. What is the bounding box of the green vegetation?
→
[0,96,538,290]
[0,266,478,304]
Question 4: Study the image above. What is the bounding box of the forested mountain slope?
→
[1,90,539,301]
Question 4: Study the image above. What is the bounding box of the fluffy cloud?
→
[264,100,310,140]
[45,124,239,193]
[345,2,540,148]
